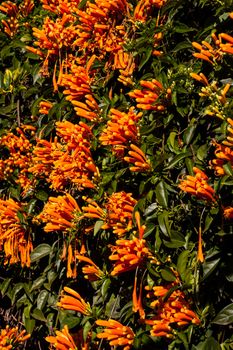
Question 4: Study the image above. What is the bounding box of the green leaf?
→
[31,308,47,322]
[165,152,191,169]
[24,318,36,334]
[30,276,46,292]
[183,124,196,145]
[156,180,168,208]
[94,220,104,235]
[158,211,171,237]
[30,244,51,263]
[212,304,233,325]
[0,278,12,296]
[35,190,48,201]
[161,268,176,282]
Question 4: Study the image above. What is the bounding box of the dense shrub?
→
[0,0,233,349]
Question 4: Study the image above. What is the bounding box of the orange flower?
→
[38,100,53,115]
[99,107,142,151]
[0,128,34,194]
[0,198,33,267]
[56,120,93,150]
[190,72,209,85]
[124,144,151,172]
[57,286,91,315]
[30,121,98,191]
[19,0,34,16]
[0,326,30,349]
[145,279,200,338]
[128,79,168,111]
[102,191,137,236]
[82,197,106,220]
[134,0,167,22]
[210,143,233,176]
[37,193,82,232]
[192,32,233,64]
[113,50,135,86]
[179,167,216,202]
[223,207,233,219]
[59,63,99,121]
[76,254,104,281]
[96,319,135,350]
[109,212,150,275]
[46,325,77,350]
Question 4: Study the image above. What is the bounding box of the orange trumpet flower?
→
[46,325,77,350]
[0,326,30,349]
[179,167,216,202]
[96,319,135,350]
[37,193,82,232]
[124,144,151,172]
[57,286,91,315]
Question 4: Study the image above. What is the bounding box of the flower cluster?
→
[46,325,77,350]
[57,286,91,315]
[0,326,30,349]
[210,143,233,176]
[99,107,142,152]
[190,72,230,120]
[192,31,233,65]
[128,79,170,111]
[0,198,32,267]
[145,280,201,338]
[124,144,151,172]
[109,212,150,275]
[37,193,82,232]
[82,191,137,236]
[96,319,135,350]
[0,128,34,195]
[179,167,216,202]
[29,120,98,190]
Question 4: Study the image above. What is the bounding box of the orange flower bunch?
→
[145,281,200,338]
[0,128,34,194]
[128,79,169,111]
[59,62,100,121]
[37,193,82,232]
[223,207,233,219]
[0,0,34,37]
[0,1,19,37]
[30,121,98,190]
[46,325,77,350]
[96,319,135,350]
[82,197,106,221]
[82,192,137,236]
[102,191,137,236]
[109,212,150,275]
[179,167,216,202]
[190,72,230,119]
[41,0,80,15]
[192,32,233,65]
[19,0,34,17]
[210,143,233,176]
[0,198,33,267]
[26,14,79,78]
[38,100,53,115]
[73,0,128,55]
[0,326,30,349]
[113,50,135,86]
[57,286,91,315]
[56,120,93,150]
[124,143,151,172]
[222,117,233,147]
[29,138,65,178]
[99,107,142,152]
[76,254,104,281]
[134,0,167,22]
